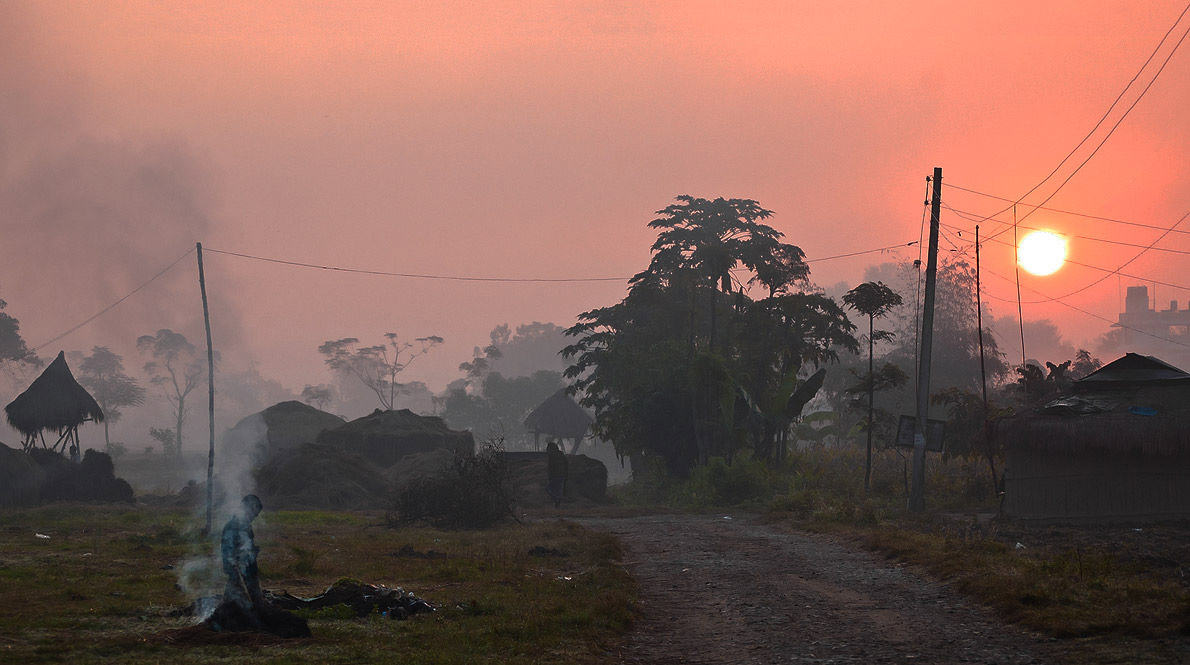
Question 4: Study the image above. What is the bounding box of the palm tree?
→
[843,281,903,491]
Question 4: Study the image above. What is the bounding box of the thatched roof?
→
[4,352,103,437]
[1075,352,1190,390]
[995,382,1190,456]
[523,389,593,441]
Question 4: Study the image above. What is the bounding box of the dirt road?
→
[579,513,1057,665]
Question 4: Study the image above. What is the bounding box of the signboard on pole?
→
[896,414,946,453]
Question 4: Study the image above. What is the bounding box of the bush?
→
[679,455,776,508]
[386,442,521,529]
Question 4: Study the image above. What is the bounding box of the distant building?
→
[1112,285,1190,368]
[998,353,1190,523]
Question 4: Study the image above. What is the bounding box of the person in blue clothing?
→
[546,441,568,509]
[221,494,265,610]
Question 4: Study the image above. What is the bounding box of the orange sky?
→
[3,1,1189,398]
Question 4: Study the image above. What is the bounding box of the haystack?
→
[225,401,346,458]
[5,351,103,452]
[502,451,608,507]
[254,443,390,510]
[0,442,44,506]
[523,389,593,452]
[316,409,474,467]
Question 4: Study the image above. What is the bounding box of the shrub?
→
[679,455,775,508]
[386,442,521,529]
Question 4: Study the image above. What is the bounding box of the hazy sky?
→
[3,1,1189,394]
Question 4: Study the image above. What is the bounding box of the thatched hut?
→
[5,351,103,453]
[996,353,1190,523]
[523,389,594,453]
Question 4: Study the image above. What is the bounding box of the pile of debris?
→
[171,580,434,641]
[267,579,435,620]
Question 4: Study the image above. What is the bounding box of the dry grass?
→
[0,504,634,664]
[800,515,1190,664]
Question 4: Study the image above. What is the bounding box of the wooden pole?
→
[197,243,217,536]
[909,167,942,513]
[976,226,999,495]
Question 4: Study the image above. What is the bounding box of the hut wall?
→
[1004,449,1190,522]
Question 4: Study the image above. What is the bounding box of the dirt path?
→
[578,514,1059,665]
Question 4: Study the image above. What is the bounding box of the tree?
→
[301,384,336,411]
[843,281,903,491]
[564,196,857,474]
[149,426,178,456]
[77,346,145,453]
[459,344,503,386]
[0,298,41,384]
[1070,349,1102,379]
[875,259,1009,393]
[137,329,205,456]
[440,370,565,447]
[318,333,443,411]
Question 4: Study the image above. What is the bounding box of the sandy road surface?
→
[578,514,1059,665]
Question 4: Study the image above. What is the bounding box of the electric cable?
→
[972,2,1190,242]
[0,246,197,367]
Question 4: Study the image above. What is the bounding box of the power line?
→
[203,248,631,283]
[956,209,1190,304]
[205,241,921,283]
[947,183,1190,236]
[979,263,1190,349]
[943,204,1190,253]
[1,246,196,367]
[972,2,1190,241]
[952,222,1190,292]
[0,239,918,368]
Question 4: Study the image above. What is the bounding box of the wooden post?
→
[197,243,217,536]
[909,167,942,513]
[976,225,999,493]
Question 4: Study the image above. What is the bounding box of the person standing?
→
[546,441,568,509]
[221,494,265,610]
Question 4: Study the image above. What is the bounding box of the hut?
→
[5,351,104,453]
[996,353,1190,523]
[523,389,593,453]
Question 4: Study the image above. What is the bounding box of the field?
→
[0,504,635,664]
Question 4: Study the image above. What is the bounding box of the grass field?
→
[0,504,635,664]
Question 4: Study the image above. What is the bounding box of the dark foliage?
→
[26,448,134,504]
[386,443,521,529]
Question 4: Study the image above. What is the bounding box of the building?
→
[1112,285,1190,368]
[997,353,1190,522]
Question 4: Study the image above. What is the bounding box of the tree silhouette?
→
[137,329,205,456]
[565,196,856,473]
[77,346,145,453]
[318,333,443,410]
[843,281,903,491]
[301,384,336,411]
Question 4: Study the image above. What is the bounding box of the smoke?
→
[172,413,270,620]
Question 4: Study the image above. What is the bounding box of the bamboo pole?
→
[197,243,217,536]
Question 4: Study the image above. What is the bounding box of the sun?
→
[1018,230,1067,276]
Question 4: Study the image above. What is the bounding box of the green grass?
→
[0,504,635,664]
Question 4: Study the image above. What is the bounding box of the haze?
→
[3,2,1189,420]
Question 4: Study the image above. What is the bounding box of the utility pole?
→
[197,242,217,536]
[909,167,942,513]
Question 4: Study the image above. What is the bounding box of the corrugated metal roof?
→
[1075,353,1190,388]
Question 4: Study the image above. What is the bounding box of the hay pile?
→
[230,404,479,511]
[254,443,390,510]
[501,451,608,508]
[0,442,44,507]
[0,446,132,505]
[225,401,345,459]
[316,409,474,467]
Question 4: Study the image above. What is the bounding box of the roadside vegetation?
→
[0,504,634,664]
[610,444,1190,662]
